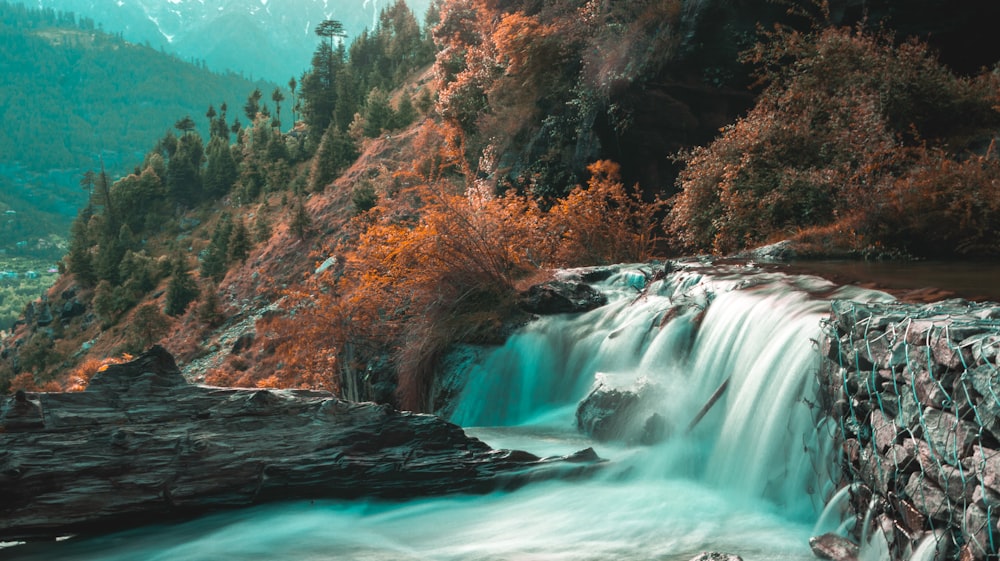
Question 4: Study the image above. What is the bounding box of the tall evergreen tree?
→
[227,218,251,263]
[310,123,357,191]
[290,198,311,240]
[271,88,285,129]
[165,254,198,316]
[204,136,238,198]
[66,206,96,287]
[244,88,263,121]
[200,214,233,282]
[362,88,395,137]
[166,132,205,204]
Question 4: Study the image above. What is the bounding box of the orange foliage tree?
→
[268,150,662,409]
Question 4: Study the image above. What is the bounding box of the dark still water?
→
[778,260,1000,303]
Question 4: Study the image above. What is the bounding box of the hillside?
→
[26,0,433,83]
[1,0,999,408]
[0,1,279,253]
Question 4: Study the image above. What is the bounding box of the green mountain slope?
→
[0,1,279,252]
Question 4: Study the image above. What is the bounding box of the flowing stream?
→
[2,263,894,561]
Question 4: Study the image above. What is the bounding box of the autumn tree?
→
[667,26,1000,257]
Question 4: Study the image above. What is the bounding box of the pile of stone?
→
[817,298,1000,561]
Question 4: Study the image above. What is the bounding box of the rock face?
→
[517,281,608,315]
[0,346,602,542]
[817,299,1000,561]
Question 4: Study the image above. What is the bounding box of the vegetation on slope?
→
[668,18,1000,258]
[0,1,278,250]
[2,0,1000,410]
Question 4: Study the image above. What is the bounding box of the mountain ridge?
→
[26,0,433,82]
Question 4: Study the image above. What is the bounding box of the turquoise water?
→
[2,264,894,561]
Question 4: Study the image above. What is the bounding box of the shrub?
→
[667,26,1000,257]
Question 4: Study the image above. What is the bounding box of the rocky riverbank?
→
[817,297,1000,561]
[0,346,601,543]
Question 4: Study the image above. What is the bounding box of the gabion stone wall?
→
[819,298,1000,561]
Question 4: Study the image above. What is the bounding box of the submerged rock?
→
[0,346,603,542]
[688,552,744,561]
[809,533,859,561]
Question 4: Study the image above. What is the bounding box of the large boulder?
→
[575,376,669,444]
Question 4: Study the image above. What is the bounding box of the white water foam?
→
[4,264,894,560]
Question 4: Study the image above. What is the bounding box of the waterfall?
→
[451,264,893,520]
[8,263,896,561]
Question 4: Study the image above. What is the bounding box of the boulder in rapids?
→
[808,533,859,561]
[517,280,607,315]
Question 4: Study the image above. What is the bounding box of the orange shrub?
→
[668,26,1000,257]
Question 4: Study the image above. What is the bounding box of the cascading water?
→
[2,263,893,561]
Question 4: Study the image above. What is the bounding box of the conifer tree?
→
[166,132,205,205]
[363,88,395,137]
[227,218,251,263]
[200,214,233,282]
[271,88,285,129]
[66,206,96,287]
[165,254,198,316]
[204,136,238,197]
[244,88,263,121]
[309,123,357,191]
[290,198,311,240]
[394,93,417,129]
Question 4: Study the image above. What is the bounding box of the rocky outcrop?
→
[817,298,1000,561]
[517,280,608,315]
[0,346,602,542]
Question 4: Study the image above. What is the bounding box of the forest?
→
[1,0,998,407]
[0,1,278,256]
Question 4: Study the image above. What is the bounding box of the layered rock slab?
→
[0,346,600,542]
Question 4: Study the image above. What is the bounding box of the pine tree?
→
[165,255,198,317]
[253,212,272,243]
[200,214,233,282]
[204,136,238,198]
[394,93,417,129]
[363,88,395,137]
[66,206,96,287]
[227,218,251,263]
[309,123,357,191]
[290,198,311,240]
[271,87,285,129]
[166,132,205,205]
[244,88,263,121]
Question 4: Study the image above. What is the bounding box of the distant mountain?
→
[25,0,434,83]
[0,1,277,253]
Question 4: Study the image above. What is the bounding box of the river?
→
[2,263,899,561]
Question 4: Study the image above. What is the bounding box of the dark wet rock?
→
[518,281,607,315]
[575,380,669,444]
[809,533,859,561]
[0,347,603,542]
[576,385,640,441]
